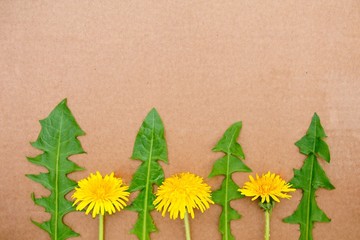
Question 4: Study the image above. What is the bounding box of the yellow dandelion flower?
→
[153,172,214,220]
[239,171,295,203]
[72,171,130,218]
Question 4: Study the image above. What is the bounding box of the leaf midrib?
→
[54,113,64,240]
[143,112,155,240]
[224,130,237,240]
[306,118,317,240]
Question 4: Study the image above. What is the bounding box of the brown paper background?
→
[1,1,359,239]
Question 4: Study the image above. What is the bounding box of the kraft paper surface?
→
[0,1,359,239]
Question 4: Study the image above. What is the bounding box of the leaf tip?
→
[30,218,41,227]
[26,156,32,162]
[149,107,161,118]
[30,192,36,202]
[74,165,86,172]
[78,149,87,155]
[211,146,219,152]
[233,121,242,127]
[60,98,68,105]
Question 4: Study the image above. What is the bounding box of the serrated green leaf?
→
[128,108,168,240]
[284,113,334,240]
[212,177,244,204]
[212,122,245,159]
[130,211,157,240]
[209,122,252,240]
[209,155,251,177]
[27,99,85,240]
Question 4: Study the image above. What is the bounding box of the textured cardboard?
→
[0,1,359,239]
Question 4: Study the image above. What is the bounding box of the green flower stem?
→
[99,214,104,240]
[265,210,270,240]
[260,201,273,240]
[184,210,191,240]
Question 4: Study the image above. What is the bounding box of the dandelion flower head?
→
[72,171,130,218]
[153,172,214,220]
[239,171,295,203]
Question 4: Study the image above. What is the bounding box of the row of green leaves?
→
[27,99,334,240]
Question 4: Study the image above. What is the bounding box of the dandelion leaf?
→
[284,113,334,240]
[209,122,252,240]
[26,99,85,240]
[128,108,168,240]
